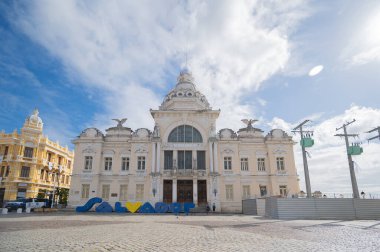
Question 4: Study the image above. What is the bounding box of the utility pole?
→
[335,119,360,199]
[292,120,314,198]
[367,126,380,142]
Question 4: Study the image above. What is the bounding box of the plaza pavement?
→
[0,212,379,251]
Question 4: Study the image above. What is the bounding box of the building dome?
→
[160,70,210,110]
[27,109,43,128]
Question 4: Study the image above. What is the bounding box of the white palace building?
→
[68,70,300,212]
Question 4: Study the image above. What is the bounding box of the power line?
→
[334,119,360,199]
[367,126,380,142]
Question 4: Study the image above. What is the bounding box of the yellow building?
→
[0,109,74,206]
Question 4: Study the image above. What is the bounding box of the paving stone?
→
[0,213,379,251]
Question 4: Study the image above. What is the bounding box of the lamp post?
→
[50,178,56,208]
[213,189,217,197]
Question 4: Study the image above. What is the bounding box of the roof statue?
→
[241,119,258,129]
[112,118,128,128]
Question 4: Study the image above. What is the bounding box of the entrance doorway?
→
[0,188,5,207]
[197,180,207,206]
[163,180,173,203]
[177,180,193,203]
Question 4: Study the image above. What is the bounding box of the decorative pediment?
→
[221,148,234,154]
[135,144,148,154]
[256,150,267,157]
[133,128,151,138]
[82,145,96,154]
[273,145,287,155]
[120,149,131,156]
[239,151,250,156]
[80,128,104,138]
[219,128,237,139]
[24,141,36,148]
[102,149,115,156]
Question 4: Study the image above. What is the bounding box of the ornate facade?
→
[0,110,74,205]
[68,70,300,212]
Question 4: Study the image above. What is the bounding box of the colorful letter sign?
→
[76,198,195,214]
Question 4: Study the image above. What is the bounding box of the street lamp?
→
[152,188,157,197]
[213,189,217,197]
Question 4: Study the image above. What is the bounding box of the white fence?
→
[243,198,380,220]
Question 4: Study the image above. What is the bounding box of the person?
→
[206,203,210,214]
[212,203,216,212]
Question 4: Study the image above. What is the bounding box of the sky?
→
[0,0,380,195]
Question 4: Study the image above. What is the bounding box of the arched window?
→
[168,125,203,143]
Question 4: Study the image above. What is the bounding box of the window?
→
[257,158,265,171]
[5,166,10,177]
[81,184,90,199]
[226,185,233,201]
[260,185,267,197]
[20,166,30,178]
[137,156,146,170]
[243,185,250,199]
[104,157,112,171]
[119,184,128,201]
[40,170,44,180]
[136,184,144,201]
[224,157,232,170]
[240,158,248,171]
[276,157,285,171]
[279,185,288,197]
[44,170,49,181]
[102,184,110,200]
[17,188,27,199]
[177,151,192,169]
[58,156,62,165]
[84,156,93,170]
[197,151,206,170]
[24,147,33,158]
[65,175,70,185]
[47,152,52,162]
[67,160,72,169]
[61,174,65,184]
[168,125,203,143]
[121,157,130,171]
[164,151,173,170]
[0,166,5,177]
[4,146,8,156]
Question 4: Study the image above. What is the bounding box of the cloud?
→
[351,46,380,65]
[345,7,380,66]
[287,105,380,195]
[8,0,311,132]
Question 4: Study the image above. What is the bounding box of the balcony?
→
[162,168,208,177]
[276,170,287,176]
[17,155,37,163]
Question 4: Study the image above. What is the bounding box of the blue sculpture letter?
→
[155,202,169,213]
[183,202,195,215]
[139,202,156,213]
[95,202,113,213]
[76,197,102,212]
[115,202,128,213]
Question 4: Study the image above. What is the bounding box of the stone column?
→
[156,142,161,173]
[172,179,177,202]
[193,179,198,206]
[192,150,197,170]
[151,143,156,173]
[209,142,213,173]
[213,142,218,173]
